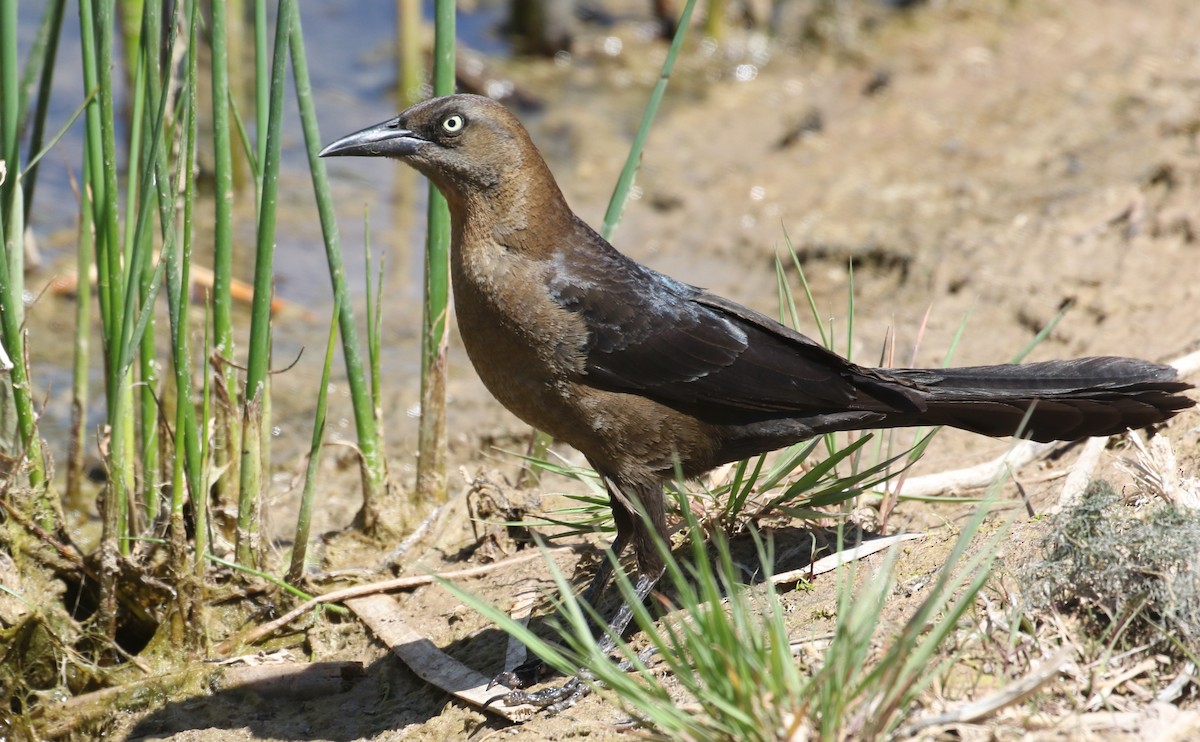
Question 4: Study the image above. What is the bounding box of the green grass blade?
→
[783,225,829,348]
[600,0,698,241]
[1010,300,1072,363]
[288,294,341,582]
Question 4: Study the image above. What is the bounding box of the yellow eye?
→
[442,114,465,134]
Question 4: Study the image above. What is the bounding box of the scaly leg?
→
[495,568,662,711]
[489,469,634,691]
[492,472,668,712]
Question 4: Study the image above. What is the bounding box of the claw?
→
[501,675,592,710]
[489,657,549,692]
[486,673,509,692]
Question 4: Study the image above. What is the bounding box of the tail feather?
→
[887,356,1193,442]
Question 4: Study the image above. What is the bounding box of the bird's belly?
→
[457,310,722,476]
[461,327,574,436]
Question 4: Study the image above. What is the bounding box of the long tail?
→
[888,357,1195,441]
[881,357,1192,442]
[711,357,1193,466]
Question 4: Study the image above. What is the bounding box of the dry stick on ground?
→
[1056,705,1200,735]
[505,580,541,673]
[1156,661,1196,703]
[215,543,590,655]
[347,593,538,722]
[770,531,925,586]
[899,647,1076,735]
[1054,435,1110,512]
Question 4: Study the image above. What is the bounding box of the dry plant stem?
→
[381,499,449,569]
[770,532,924,586]
[216,543,588,654]
[32,671,198,739]
[1087,658,1160,710]
[1156,660,1195,703]
[348,593,536,722]
[505,580,540,672]
[1171,348,1200,378]
[1054,435,1108,512]
[870,439,1054,499]
[900,647,1076,734]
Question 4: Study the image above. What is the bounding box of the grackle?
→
[321,94,1194,710]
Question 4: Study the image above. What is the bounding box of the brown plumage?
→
[321,94,1194,708]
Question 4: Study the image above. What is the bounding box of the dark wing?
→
[546,229,922,422]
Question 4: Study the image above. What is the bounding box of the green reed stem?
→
[254,0,269,208]
[289,6,389,530]
[168,0,203,534]
[19,0,66,229]
[81,0,128,636]
[134,0,160,525]
[415,0,456,507]
[67,158,94,508]
[366,216,384,417]
[0,1,18,192]
[236,0,294,566]
[196,300,212,574]
[93,0,139,557]
[120,0,180,539]
[396,0,422,107]
[0,1,51,497]
[209,0,242,513]
[705,0,725,40]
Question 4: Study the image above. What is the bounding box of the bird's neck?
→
[446,157,577,260]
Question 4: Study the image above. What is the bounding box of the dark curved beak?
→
[318,117,426,158]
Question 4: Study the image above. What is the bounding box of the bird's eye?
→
[441,114,465,134]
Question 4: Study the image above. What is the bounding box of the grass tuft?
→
[1025,479,1200,658]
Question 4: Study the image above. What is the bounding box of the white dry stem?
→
[1119,430,1200,509]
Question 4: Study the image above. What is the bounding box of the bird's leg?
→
[494,477,667,712]
[489,473,633,691]
[496,568,664,712]
[488,530,629,690]
[580,529,628,607]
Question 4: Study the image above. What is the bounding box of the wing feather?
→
[545,233,920,422]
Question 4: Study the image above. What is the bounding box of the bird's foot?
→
[487,646,658,714]
[491,672,594,712]
[488,658,550,691]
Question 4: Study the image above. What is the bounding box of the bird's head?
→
[319,94,536,201]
